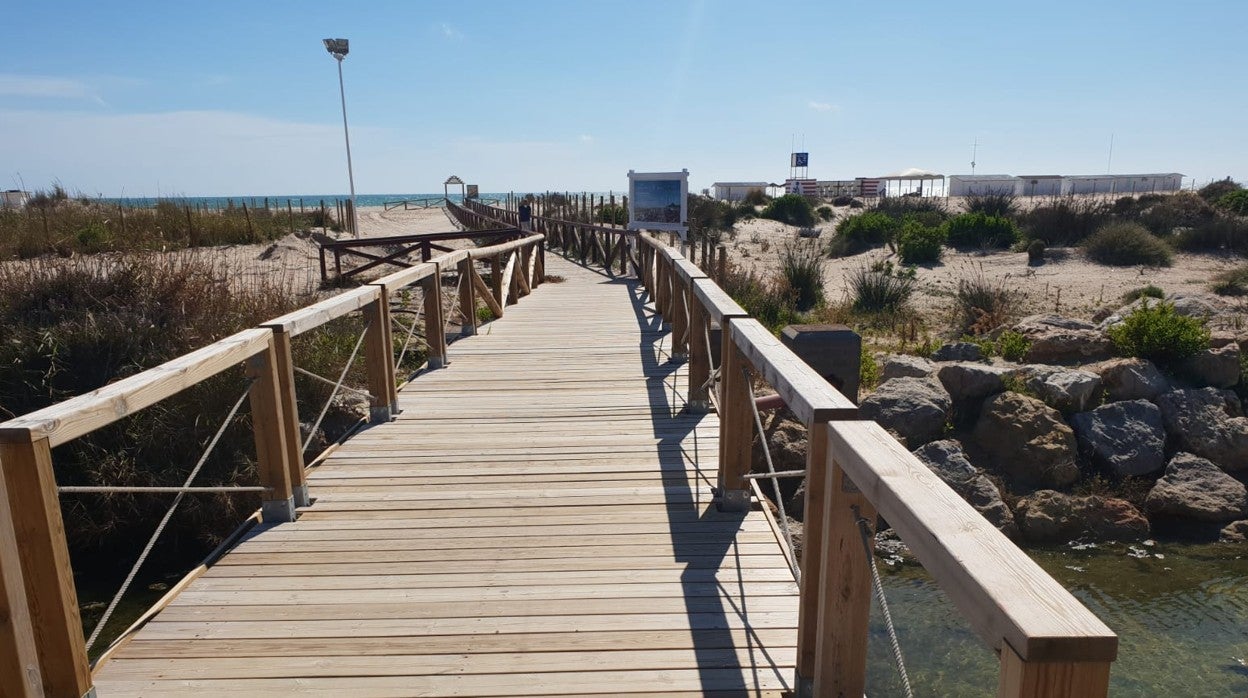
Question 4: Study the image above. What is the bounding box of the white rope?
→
[301,320,370,454]
[84,379,255,652]
[60,486,268,494]
[853,504,915,698]
[293,367,373,400]
[394,303,425,371]
[743,367,801,581]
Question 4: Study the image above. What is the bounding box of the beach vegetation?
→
[1083,222,1173,267]
[944,212,1019,249]
[1107,300,1209,370]
[954,266,1017,334]
[719,262,802,333]
[1211,266,1248,296]
[875,196,948,222]
[816,205,834,222]
[1027,239,1046,265]
[1216,190,1248,215]
[777,239,825,311]
[848,261,916,312]
[760,194,816,227]
[828,211,898,256]
[1122,285,1166,303]
[995,330,1031,362]
[742,188,771,207]
[897,217,946,264]
[963,191,1019,218]
[1021,195,1111,245]
[596,203,628,225]
[1198,177,1242,203]
[1137,192,1217,237]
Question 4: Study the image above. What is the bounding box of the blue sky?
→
[2,0,1243,196]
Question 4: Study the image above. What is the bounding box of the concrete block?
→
[780,324,862,404]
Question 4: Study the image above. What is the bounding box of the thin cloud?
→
[578,134,594,144]
[808,100,839,113]
[0,74,101,103]
[440,23,463,40]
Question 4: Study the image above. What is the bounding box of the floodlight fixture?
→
[323,38,349,60]
[323,37,358,237]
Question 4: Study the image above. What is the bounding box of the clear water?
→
[866,542,1248,696]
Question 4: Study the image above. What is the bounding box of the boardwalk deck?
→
[92,256,799,696]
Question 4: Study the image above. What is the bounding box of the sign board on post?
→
[791,152,809,168]
[466,185,479,199]
[627,169,689,239]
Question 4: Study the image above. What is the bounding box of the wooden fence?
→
[465,198,1119,698]
[0,230,546,698]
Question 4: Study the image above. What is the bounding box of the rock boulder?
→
[1070,400,1167,477]
[859,377,952,448]
[1087,358,1168,402]
[1013,365,1102,412]
[879,353,935,381]
[1014,315,1114,365]
[972,392,1080,487]
[1181,344,1242,389]
[1015,490,1150,544]
[1155,388,1248,472]
[912,440,1018,538]
[937,362,1011,403]
[932,341,983,362]
[1144,452,1248,522]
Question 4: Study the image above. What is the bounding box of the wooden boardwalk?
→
[91,256,799,696]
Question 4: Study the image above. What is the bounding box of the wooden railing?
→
[0,230,546,698]
[471,200,1119,698]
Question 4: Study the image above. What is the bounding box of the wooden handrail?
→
[261,286,381,337]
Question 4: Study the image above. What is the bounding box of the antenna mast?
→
[971,137,979,175]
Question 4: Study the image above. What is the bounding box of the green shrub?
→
[75,222,112,252]
[848,261,916,312]
[1172,213,1248,252]
[1138,193,1216,236]
[860,346,880,389]
[734,202,758,220]
[829,211,898,256]
[1021,196,1112,245]
[816,205,834,221]
[1122,285,1165,302]
[1083,222,1173,266]
[1107,300,1210,370]
[944,212,1019,249]
[720,263,801,333]
[875,196,948,221]
[760,194,816,227]
[743,188,771,207]
[596,203,628,225]
[1027,239,1046,265]
[897,218,946,264]
[1198,177,1242,202]
[778,240,825,311]
[1217,190,1248,215]
[964,191,1019,218]
[995,330,1031,362]
[1211,266,1248,296]
[832,195,854,207]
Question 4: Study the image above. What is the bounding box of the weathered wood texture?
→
[92,256,798,697]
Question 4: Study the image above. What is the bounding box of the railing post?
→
[717,244,727,285]
[269,329,309,507]
[458,257,477,336]
[0,440,50,698]
[655,256,670,323]
[0,437,93,698]
[794,421,830,696]
[687,283,710,412]
[812,445,877,696]
[490,255,503,308]
[670,274,689,361]
[998,645,1112,698]
[716,321,752,511]
[247,337,297,523]
[421,264,447,369]
[534,241,545,289]
[362,292,398,423]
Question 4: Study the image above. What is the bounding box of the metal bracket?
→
[794,672,813,698]
[369,405,393,424]
[261,496,297,524]
[686,400,710,414]
[716,488,751,512]
[292,483,311,509]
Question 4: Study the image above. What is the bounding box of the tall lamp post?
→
[323,37,359,237]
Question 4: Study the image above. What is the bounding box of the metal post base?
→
[427,356,446,370]
[716,488,751,512]
[293,484,311,509]
[84,688,99,698]
[369,405,393,424]
[461,325,476,337]
[687,399,710,414]
[670,352,688,363]
[794,672,813,698]
[261,497,297,523]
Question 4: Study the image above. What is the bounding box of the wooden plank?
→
[729,318,857,424]
[0,439,92,697]
[998,643,1111,698]
[244,336,294,521]
[0,445,42,698]
[500,250,517,307]
[691,277,748,325]
[370,261,437,290]
[260,286,380,336]
[0,329,269,447]
[470,264,504,318]
[828,420,1118,663]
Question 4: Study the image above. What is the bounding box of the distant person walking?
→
[518,203,532,231]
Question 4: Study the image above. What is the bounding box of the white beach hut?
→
[948,175,1020,196]
[710,182,769,201]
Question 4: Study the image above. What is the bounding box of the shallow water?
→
[867,542,1248,696]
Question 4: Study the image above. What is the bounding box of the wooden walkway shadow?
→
[91,255,799,696]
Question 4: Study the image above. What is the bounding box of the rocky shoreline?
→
[755,294,1248,550]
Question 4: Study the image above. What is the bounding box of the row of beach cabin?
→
[711,172,1184,201]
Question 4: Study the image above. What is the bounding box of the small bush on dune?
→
[897,218,946,264]
[1083,222,1173,266]
[760,194,816,227]
[596,203,628,225]
[778,239,825,311]
[1122,285,1165,303]
[1217,190,1248,215]
[720,263,801,333]
[1211,266,1248,296]
[955,267,1016,334]
[1021,196,1112,245]
[1198,177,1242,202]
[1108,300,1209,370]
[1138,192,1217,236]
[944,212,1019,249]
[848,261,916,312]
[816,205,834,222]
[963,191,1019,218]
[1172,213,1248,253]
[743,188,771,207]
[1026,239,1046,265]
[828,211,898,257]
[875,196,949,223]
[995,330,1031,362]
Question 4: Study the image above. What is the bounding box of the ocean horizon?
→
[91,192,627,209]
